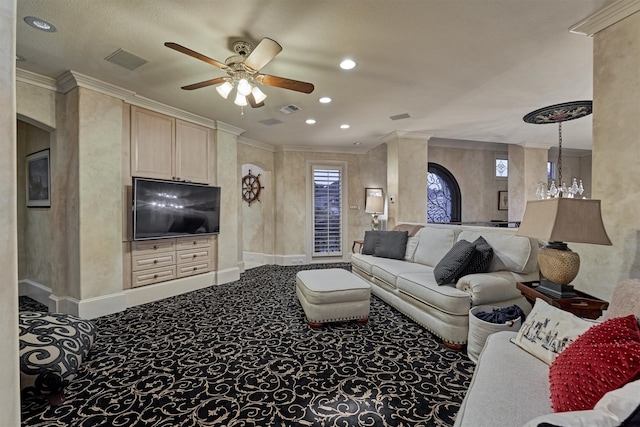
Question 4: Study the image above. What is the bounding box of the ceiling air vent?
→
[259,118,283,126]
[277,104,302,115]
[105,48,148,71]
[390,113,411,121]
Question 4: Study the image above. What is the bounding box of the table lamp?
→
[516,198,611,298]
[365,195,384,230]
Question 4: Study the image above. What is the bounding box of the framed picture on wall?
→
[498,191,508,211]
[26,149,51,207]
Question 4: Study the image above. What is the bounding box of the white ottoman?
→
[296,268,371,328]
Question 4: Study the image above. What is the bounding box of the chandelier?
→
[523,101,592,199]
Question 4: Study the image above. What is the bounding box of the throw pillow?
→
[523,379,640,427]
[511,299,595,365]
[374,231,409,260]
[458,236,494,277]
[549,315,640,413]
[362,230,382,255]
[433,240,476,285]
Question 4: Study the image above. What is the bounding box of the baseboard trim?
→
[243,251,276,265]
[217,267,240,285]
[49,292,127,319]
[18,279,51,307]
[125,272,216,308]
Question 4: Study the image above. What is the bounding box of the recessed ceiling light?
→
[353,142,361,146]
[306,119,316,125]
[340,124,350,129]
[24,16,56,32]
[340,59,356,70]
[319,97,332,104]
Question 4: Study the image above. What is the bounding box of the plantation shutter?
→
[313,167,342,256]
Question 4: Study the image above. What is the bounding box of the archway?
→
[427,163,461,223]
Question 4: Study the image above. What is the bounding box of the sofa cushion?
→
[457,230,536,274]
[396,272,471,315]
[512,299,595,365]
[362,230,382,255]
[524,379,640,427]
[549,314,640,412]
[374,230,408,260]
[413,227,457,267]
[371,259,433,289]
[453,331,552,427]
[351,253,376,276]
[433,240,476,285]
[404,228,423,261]
[458,236,494,277]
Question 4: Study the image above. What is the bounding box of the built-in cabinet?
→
[130,106,211,184]
[130,236,212,288]
[124,105,216,291]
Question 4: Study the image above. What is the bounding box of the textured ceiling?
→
[16,0,613,151]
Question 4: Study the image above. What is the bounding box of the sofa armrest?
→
[456,271,530,305]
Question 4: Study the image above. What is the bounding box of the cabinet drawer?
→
[131,239,175,255]
[175,236,210,250]
[177,261,210,278]
[132,252,176,271]
[176,247,210,264]
[132,265,176,288]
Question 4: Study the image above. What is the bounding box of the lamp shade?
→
[365,195,384,214]
[516,198,611,245]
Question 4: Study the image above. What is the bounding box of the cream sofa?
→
[454,279,640,426]
[351,224,539,347]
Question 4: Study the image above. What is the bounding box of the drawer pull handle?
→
[153,274,158,279]
[153,245,157,250]
[193,254,197,258]
[193,241,197,245]
[154,259,158,264]
[193,267,197,271]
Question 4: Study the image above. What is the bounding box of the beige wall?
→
[428,145,509,222]
[576,10,640,300]
[1,0,20,423]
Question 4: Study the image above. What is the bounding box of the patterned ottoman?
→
[19,311,97,404]
[296,268,371,328]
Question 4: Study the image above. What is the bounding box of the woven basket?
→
[467,305,522,364]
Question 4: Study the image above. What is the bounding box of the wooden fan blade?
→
[244,38,282,72]
[247,93,265,108]
[165,42,227,69]
[257,74,315,94]
[181,77,227,90]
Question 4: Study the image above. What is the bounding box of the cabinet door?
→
[175,119,210,184]
[131,106,175,180]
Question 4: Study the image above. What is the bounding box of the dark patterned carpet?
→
[20,264,474,426]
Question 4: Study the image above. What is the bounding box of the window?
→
[495,158,508,177]
[547,161,556,179]
[427,163,461,223]
[312,166,343,256]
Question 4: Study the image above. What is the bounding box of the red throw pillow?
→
[549,315,640,412]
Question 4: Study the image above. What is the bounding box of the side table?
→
[352,239,364,253]
[516,281,609,319]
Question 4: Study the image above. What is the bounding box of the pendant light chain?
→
[557,121,563,194]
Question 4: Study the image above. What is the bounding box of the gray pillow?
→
[362,230,382,255]
[374,231,409,260]
[458,236,494,277]
[433,240,476,285]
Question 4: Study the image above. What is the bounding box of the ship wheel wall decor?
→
[242,170,264,206]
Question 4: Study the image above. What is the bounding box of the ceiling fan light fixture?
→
[237,79,252,96]
[234,93,248,106]
[216,81,233,99]
[251,86,267,103]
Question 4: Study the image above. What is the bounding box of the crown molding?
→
[215,121,244,136]
[16,68,57,91]
[569,0,640,37]
[238,136,276,152]
[56,70,136,99]
[429,137,509,152]
[517,141,556,150]
[276,144,369,155]
[382,130,433,143]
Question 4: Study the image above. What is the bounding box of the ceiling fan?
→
[165,38,314,109]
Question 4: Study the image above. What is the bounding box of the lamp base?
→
[537,279,578,298]
[371,214,380,231]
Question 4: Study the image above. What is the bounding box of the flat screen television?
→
[132,177,220,241]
